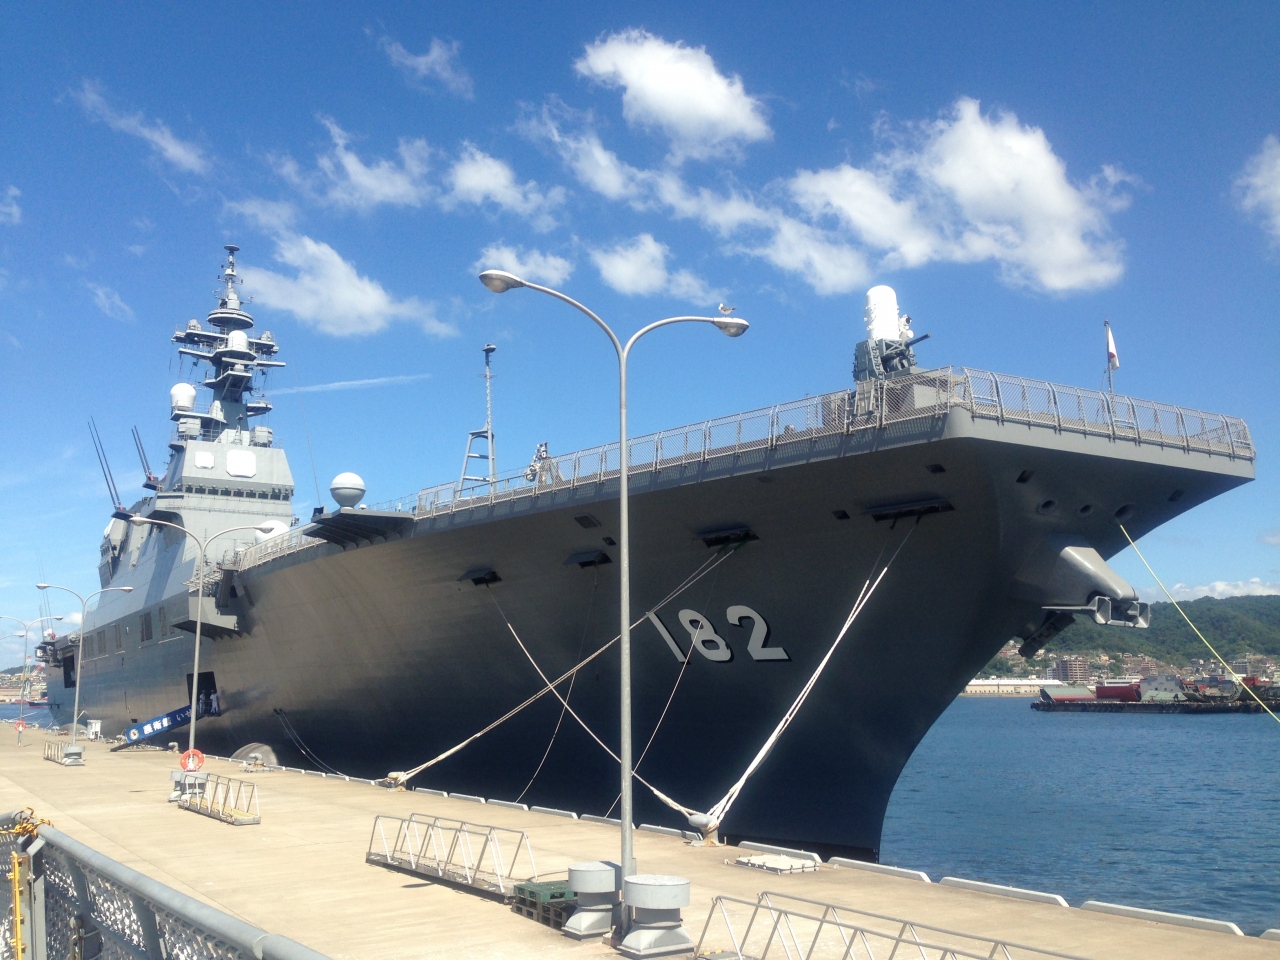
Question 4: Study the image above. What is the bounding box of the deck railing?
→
[237,367,1252,572]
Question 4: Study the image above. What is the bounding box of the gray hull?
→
[48,383,1252,860]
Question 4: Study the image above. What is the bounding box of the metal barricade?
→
[177,773,261,826]
[694,891,1094,960]
[365,813,537,900]
[41,743,82,767]
[0,811,328,960]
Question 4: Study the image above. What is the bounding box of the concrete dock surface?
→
[0,734,1274,959]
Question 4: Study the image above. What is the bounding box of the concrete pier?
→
[0,734,1274,959]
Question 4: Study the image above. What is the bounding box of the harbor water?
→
[883,696,1280,936]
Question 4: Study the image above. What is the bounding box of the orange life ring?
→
[180,749,205,772]
[13,721,26,732]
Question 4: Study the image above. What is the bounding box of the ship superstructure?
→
[43,249,1254,861]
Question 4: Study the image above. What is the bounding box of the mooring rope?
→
[389,544,741,785]
[490,522,915,833]
[1119,523,1280,726]
[515,566,600,801]
[274,708,349,776]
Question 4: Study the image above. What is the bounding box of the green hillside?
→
[1043,594,1280,663]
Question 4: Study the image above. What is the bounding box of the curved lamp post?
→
[477,268,748,880]
[128,517,273,752]
[35,585,133,744]
[0,614,63,728]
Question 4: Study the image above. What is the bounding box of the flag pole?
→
[1104,319,1115,394]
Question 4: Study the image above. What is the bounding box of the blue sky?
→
[1,3,1278,663]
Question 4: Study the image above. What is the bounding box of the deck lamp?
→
[477,267,749,895]
[126,516,275,753]
[37,584,133,745]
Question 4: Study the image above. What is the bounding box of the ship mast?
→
[170,245,285,442]
[459,344,497,487]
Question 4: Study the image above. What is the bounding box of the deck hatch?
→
[864,497,954,523]
[698,526,759,548]
[565,550,612,568]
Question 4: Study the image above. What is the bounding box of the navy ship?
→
[42,247,1254,860]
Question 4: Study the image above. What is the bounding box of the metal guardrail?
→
[239,367,1253,571]
[694,891,1094,960]
[365,814,538,900]
[0,813,329,960]
[41,743,82,767]
[177,774,261,826]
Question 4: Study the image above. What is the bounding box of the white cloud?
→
[1166,578,1280,601]
[1260,528,1280,547]
[1236,135,1280,243]
[790,98,1130,292]
[239,233,451,338]
[86,282,134,322]
[73,80,209,174]
[474,244,573,286]
[225,198,298,234]
[273,373,431,395]
[380,36,474,98]
[276,119,432,211]
[0,186,20,225]
[537,96,1130,295]
[576,29,770,162]
[590,234,720,303]
[444,144,564,229]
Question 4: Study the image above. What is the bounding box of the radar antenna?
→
[132,426,160,490]
[88,418,125,516]
[458,344,497,488]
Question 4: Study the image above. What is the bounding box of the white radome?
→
[170,382,197,412]
[330,472,366,508]
[864,285,910,341]
[254,519,290,543]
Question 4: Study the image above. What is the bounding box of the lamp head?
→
[119,587,134,593]
[54,616,63,621]
[36,584,49,591]
[256,524,275,534]
[478,270,524,294]
[714,317,749,338]
[129,516,146,525]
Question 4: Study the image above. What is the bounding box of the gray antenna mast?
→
[459,344,497,487]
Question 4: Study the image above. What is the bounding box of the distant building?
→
[1053,657,1090,682]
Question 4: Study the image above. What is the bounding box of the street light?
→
[128,517,274,752]
[35,585,133,744]
[477,268,748,881]
[0,615,63,729]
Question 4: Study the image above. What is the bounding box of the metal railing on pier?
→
[693,891,1094,960]
[0,811,329,960]
[365,814,537,900]
[238,367,1254,572]
[177,773,261,826]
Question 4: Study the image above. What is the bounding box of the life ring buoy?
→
[180,749,205,772]
[13,721,26,732]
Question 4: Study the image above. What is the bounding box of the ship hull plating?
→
[48,413,1251,859]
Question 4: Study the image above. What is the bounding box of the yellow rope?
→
[1119,523,1280,726]
[0,809,51,840]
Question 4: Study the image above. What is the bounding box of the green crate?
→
[513,880,575,906]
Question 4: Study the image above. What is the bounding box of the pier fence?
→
[0,811,327,960]
[365,813,537,900]
[694,891,1094,960]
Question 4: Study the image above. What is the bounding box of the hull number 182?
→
[646,606,788,663]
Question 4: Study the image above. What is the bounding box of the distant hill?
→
[1044,594,1280,663]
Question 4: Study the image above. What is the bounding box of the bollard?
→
[563,861,621,940]
[617,875,693,958]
